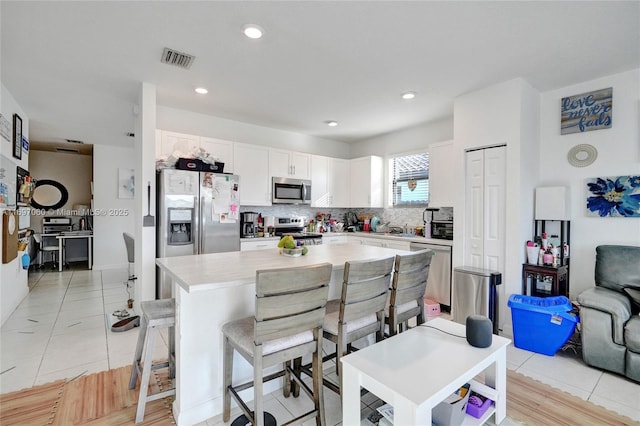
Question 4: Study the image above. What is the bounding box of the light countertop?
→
[241,232,453,246]
[156,243,409,293]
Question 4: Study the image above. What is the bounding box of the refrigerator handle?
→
[198,195,205,254]
[191,195,201,254]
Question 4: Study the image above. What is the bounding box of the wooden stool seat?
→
[128,298,176,424]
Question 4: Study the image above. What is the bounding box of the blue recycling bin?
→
[508,294,579,356]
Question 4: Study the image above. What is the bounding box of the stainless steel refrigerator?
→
[156,168,240,298]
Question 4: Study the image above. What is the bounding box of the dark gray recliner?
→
[577,245,640,382]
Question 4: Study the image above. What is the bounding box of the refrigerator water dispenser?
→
[168,208,193,245]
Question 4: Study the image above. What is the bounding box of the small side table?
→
[522,263,569,297]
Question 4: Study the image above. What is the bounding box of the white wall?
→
[92,144,135,270]
[1,84,30,325]
[350,116,453,158]
[453,78,540,334]
[157,105,352,159]
[539,68,640,297]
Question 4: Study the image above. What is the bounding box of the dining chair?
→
[32,233,61,270]
[222,262,332,426]
[385,249,434,337]
[322,256,394,386]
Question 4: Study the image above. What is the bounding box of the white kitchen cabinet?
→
[200,137,234,173]
[269,148,310,179]
[428,140,455,207]
[234,143,271,206]
[158,131,199,158]
[240,240,279,251]
[347,235,410,251]
[384,240,411,251]
[350,156,383,208]
[322,234,348,245]
[310,155,350,207]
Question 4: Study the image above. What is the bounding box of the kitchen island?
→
[156,243,410,426]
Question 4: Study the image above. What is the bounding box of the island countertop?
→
[156,242,409,293]
[155,242,412,425]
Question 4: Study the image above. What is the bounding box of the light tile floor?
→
[2,266,639,425]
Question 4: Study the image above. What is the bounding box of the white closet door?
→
[464,146,506,271]
[483,146,506,271]
[465,150,485,267]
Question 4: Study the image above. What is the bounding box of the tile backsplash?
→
[240,205,430,228]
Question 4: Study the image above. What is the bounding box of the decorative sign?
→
[561,87,612,135]
[12,114,22,160]
[586,175,640,217]
[0,114,10,142]
[22,136,29,153]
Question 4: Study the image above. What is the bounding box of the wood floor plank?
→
[2,364,637,425]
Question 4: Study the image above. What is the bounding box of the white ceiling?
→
[2,1,639,148]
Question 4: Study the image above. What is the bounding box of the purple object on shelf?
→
[465,391,493,419]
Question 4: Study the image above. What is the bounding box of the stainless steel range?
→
[274,216,323,245]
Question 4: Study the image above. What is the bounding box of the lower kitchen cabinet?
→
[348,235,410,251]
[240,240,278,251]
[322,234,348,244]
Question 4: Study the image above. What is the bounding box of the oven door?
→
[272,177,311,204]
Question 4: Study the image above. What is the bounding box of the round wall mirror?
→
[31,179,69,210]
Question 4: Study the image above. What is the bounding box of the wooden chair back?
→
[339,256,395,325]
[254,262,332,345]
[390,249,433,307]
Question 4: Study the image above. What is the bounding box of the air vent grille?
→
[65,139,84,144]
[161,48,195,69]
[56,147,79,153]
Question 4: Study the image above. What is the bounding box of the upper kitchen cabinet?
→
[350,156,383,208]
[428,140,455,207]
[200,137,234,173]
[310,155,350,207]
[234,143,271,206]
[158,131,199,158]
[269,149,310,179]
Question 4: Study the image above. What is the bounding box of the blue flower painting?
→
[586,176,640,217]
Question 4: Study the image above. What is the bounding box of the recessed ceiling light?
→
[195,87,208,95]
[325,121,338,127]
[243,24,264,39]
[402,91,416,100]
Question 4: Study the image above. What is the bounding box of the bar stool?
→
[222,263,332,426]
[128,298,176,423]
[321,256,394,387]
[385,249,433,337]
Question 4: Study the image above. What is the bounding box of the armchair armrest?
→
[578,287,632,344]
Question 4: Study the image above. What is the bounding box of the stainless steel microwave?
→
[272,177,312,205]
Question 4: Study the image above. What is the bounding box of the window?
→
[390,152,429,206]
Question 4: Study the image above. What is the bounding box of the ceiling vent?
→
[56,147,80,153]
[65,139,84,144]
[161,47,195,70]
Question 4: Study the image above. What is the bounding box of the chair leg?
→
[222,336,234,422]
[313,335,326,426]
[168,325,175,379]
[283,360,291,398]
[253,353,264,426]
[129,315,148,389]
[135,324,157,423]
[292,358,301,398]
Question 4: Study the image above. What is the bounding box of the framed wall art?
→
[586,175,640,217]
[12,114,22,160]
[561,87,612,135]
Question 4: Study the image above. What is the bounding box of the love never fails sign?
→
[561,87,612,135]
